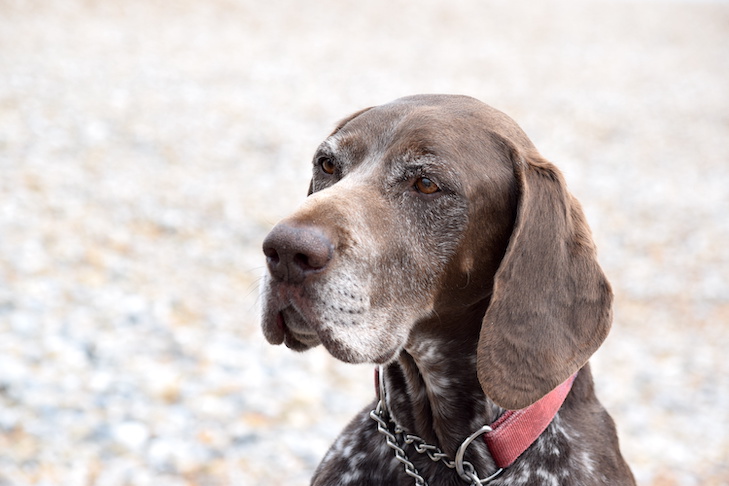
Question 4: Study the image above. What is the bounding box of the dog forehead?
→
[326,110,459,172]
[331,95,535,161]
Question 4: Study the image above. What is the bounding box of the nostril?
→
[263,246,280,265]
[293,249,331,272]
[293,253,312,271]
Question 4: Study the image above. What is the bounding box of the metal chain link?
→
[370,366,503,485]
[369,399,502,485]
[369,402,427,485]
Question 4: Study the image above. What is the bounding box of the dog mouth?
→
[260,277,323,351]
[260,277,409,364]
[278,307,322,351]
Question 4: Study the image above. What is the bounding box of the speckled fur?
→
[260,95,635,485]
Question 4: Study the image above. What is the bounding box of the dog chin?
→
[319,335,401,365]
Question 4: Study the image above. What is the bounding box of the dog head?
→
[260,94,611,409]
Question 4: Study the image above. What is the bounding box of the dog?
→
[260,94,635,485]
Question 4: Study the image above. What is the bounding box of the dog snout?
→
[262,223,334,283]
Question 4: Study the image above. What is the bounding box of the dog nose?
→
[262,223,334,283]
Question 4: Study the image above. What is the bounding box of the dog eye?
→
[414,177,440,195]
[318,157,336,175]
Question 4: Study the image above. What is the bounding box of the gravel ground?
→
[1,1,728,485]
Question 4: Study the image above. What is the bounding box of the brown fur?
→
[260,94,634,485]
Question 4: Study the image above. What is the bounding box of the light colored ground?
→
[1,0,728,484]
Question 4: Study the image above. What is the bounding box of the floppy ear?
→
[477,148,612,410]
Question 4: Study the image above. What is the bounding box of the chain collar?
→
[369,366,503,485]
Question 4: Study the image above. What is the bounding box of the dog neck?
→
[384,310,504,467]
[380,330,582,483]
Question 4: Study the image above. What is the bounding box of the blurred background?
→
[1,0,728,484]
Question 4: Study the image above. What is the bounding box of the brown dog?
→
[261,95,634,485]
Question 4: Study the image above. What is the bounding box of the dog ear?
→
[477,148,612,410]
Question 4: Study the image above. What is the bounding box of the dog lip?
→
[262,280,318,339]
[279,307,321,347]
[275,312,286,335]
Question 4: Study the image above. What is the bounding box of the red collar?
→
[375,368,577,470]
[484,372,577,468]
